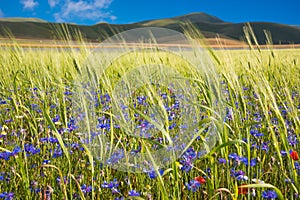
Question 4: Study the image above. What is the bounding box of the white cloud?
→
[20,0,39,10]
[54,0,116,23]
[48,0,59,8]
[0,9,4,18]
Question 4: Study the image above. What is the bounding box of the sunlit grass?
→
[0,30,299,199]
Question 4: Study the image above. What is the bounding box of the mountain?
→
[0,13,300,44]
[135,12,226,26]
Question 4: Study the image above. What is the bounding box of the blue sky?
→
[0,0,299,25]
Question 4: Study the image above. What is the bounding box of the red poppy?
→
[194,176,206,184]
[290,150,299,161]
[238,184,249,195]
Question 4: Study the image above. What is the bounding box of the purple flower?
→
[101,179,119,189]
[280,150,287,156]
[180,148,197,172]
[128,190,140,196]
[186,180,201,192]
[147,169,164,179]
[250,129,264,137]
[241,157,257,167]
[42,160,51,165]
[52,146,63,158]
[228,153,240,161]
[24,144,40,156]
[81,184,92,194]
[218,158,227,164]
[262,190,277,199]
[0,152,11,161]
[0,192,14,200]
[231,169,248,181]
[40,137,58,143]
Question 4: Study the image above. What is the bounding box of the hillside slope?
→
[0,13,299,44]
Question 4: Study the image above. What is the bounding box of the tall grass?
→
[0,27,299,200]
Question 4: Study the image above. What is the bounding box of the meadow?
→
[0,33,299,200]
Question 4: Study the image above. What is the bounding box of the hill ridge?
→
[0,12,300,44]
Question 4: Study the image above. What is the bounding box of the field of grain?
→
[0,37,299,200]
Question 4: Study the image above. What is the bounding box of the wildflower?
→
[11,146,21,156]
[228,153,241,161]
[24,144,40,156]
[115,197,125,200]
[0,152,11,161]
[101,179,119,189]
[0,192,14,200]
[231,169,248,181]
[194,176,206,184]
[262,190,277,199]
[81,184,92,194]
[241,157,257,167]
[128,190,140,196]
[179,148,197,172]
[52,146,63,158]
[280,150,287,156]
[238,184,249,195]
[147,169,164,179]
[40,137,58,143]
[42,160,50,165]
[186,180,201,192]
[250,129,264,137]
[288,135,298,146]
[290,150,299,161]
[218,158,227,164]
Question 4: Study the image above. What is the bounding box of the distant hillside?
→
[136,12,226,26]
[0,13,300,44]
[0,18,47,23]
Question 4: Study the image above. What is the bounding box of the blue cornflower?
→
[288,134,298,146]
[186,180,201,192]
[128,190,140,196]
[64,91,72,96]
[218,158,227,164]
[40,137,59,143]
[0,192,14,200]
[285,178,294,183]
[24,144,40,156]
[81,184,92,194]
[241,157,257,167]
[42,159,51,164]
[11,146,21,156]
[106,150,124,165]
[179,148,197,172]
[280,150,287,156]
[101,179,119,189]
[0,100,7,105]
[228,153,240,161]
[262,190,277,199]
[52,146,63,158]
[261,142,269,151]
[147,169,164,179]
[250,129,264,137]
[231,169,248,181]
[168,123,176,130]
[67,117,78,132]
[52,115,60,123]
[0,152,11,161]
[115,197,125,200]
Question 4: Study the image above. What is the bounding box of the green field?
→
[0,39,299,200]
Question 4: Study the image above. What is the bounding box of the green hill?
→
[0,13,300,44]
[0,18,47,23]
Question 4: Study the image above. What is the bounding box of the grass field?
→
[0,35,299,200]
